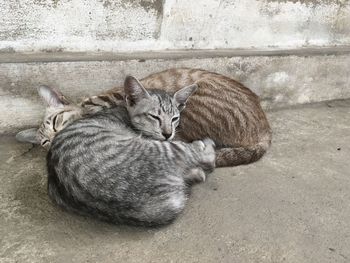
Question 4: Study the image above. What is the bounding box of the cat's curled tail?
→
[215,134,271,167]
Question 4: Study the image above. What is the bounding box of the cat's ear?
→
[174,84,198,111]
[15,128,40,144]
[38,85,69,107]
[124,76,150,107]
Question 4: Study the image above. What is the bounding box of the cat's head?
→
[124,76,197,141]
[16,86,83,148]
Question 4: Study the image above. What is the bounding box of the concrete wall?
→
[1,0,349,52]
[1,0,350,133]
[1,52,349,133]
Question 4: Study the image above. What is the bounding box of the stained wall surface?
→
[0,0,349,52]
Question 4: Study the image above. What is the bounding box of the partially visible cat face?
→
[16,86,83,149]
[124,76,197,141]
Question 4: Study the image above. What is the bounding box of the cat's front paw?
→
[192,140,205,151]
[184,168,206,185]
[192,138,214,151]
[192,138,216,172]
[202,138,215,149]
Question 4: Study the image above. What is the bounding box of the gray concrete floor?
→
[1,100,350,263]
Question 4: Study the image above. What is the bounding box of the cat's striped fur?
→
[83,68,272,167]
[47,76,216,226]
[17,68,271,167]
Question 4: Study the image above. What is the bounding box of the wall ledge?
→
[1,46,350,64]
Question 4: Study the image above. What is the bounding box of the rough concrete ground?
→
[1,100,350,263]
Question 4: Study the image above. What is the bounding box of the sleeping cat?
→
[17,68,272,167]
[46,76,216,226]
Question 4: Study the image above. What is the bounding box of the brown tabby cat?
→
[17,68,272,167]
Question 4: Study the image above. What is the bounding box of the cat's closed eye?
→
[52,115,58,132]
[42,139,50,146]
[172,116,179,122]
[148,114,161,124]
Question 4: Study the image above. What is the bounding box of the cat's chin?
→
[142,132,166,141]
[156,136,168,141]
[151,134,174,142]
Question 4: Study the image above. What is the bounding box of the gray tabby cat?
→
[46,76,216,226]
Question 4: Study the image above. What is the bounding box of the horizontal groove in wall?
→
[0,46,350,63]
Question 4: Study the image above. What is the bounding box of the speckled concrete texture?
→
[1,100,349,262]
